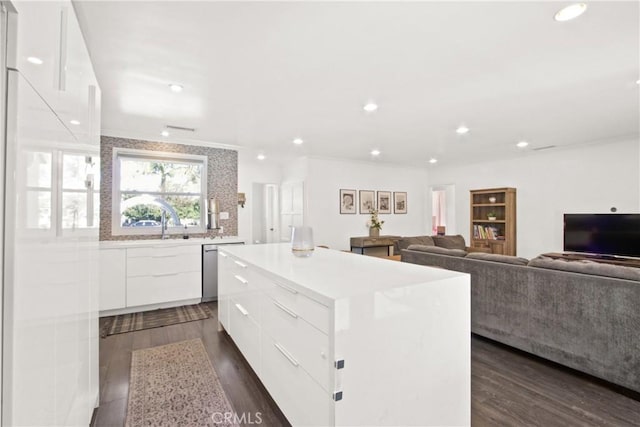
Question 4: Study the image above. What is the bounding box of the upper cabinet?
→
[15,0,100,145]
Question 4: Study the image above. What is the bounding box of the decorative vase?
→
[369,227,380,237]
[488,216,497,221]
[489,197,497,203]
[291,226,314,257]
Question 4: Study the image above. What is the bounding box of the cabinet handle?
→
[219,252,228,258]
[152,272,179,277]
[234,261,247,268]
[152,254,175,258]
[274,343,299,367]
[274,282,298,294]
[58,7,68,91]
[235,304,248,316]
[234,275,248,284]
[273,301,298,319]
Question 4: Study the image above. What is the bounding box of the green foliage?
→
[122,204,162,224]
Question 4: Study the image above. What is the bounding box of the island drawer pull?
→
[234,261,247,268]
[235,304,249,316]
[274,343,299,367]
[152,254,175,258]
[234,275,248,284]
[274,282,298,294]
[273,301,298,319]
[152,272,179,277]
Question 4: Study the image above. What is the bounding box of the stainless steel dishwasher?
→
[202,242,244,302]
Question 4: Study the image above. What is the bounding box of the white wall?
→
[237,150,282,244]
[303,157,429,250]
[427,139,640,259]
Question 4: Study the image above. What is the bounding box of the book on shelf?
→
[473,224,500,240]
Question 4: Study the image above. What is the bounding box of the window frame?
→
[111,148,208,236]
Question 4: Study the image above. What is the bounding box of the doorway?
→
[430,184,456,235]
[251,183,279,244]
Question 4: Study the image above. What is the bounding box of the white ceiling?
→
[74,1,640,167]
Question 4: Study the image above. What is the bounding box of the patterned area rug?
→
[101,304,211,337]
[126,339,238,427]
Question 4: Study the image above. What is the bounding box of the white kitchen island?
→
[218,243,470,426]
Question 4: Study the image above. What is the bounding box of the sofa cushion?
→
[466,252,529,266]
[406,245,467,257]
[432,235,466,250]
[528,256,640,282]
[395,236,435,253]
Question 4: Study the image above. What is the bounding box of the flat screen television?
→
[563,214,640,259]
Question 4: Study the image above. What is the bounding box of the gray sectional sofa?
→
[401,245,640,393]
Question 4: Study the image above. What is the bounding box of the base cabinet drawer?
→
[229,300,261,374]
[261,334,333,427]
[262,297,331,391]
[127,271,200,307]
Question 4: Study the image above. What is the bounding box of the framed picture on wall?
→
[340,189,357,214]
[394,192,407,214]
[359,190,375,214]
[377,191,392,214]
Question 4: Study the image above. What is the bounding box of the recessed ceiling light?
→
[257,154,266,160]
[370,149,381,156]
[516,141,529,148]
[429,158,438,164]
[69,119,80,125]
[293,138,304,145]
[363,102,378,112]
[169,84,183,93]
[554,3,587,22]
[27,56,43,65]
[636,79,640,85]
[161,130,170,137]
[456,125,470,135]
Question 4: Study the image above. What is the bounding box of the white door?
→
[264,184,279,243]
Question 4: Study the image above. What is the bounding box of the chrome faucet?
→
[161,211,169,239]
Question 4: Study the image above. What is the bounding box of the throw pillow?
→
[432,235,467,250]
[396,236,435,253]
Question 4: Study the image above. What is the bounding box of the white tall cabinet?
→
[3,2,101,426]
[218,244,471,426]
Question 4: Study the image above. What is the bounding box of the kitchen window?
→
[111,148,207,236]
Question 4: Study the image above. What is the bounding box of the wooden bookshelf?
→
[470,187,516,255]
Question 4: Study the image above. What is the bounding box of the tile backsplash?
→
[100,136,238,241]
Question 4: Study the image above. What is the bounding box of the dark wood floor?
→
[94,302,640,427]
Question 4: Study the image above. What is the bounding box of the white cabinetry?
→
[99,249,126,311]
[98,242,209,315]
[126,245,201,307]
[5,2,101,426]
[16,1,101,145]
[218,244,471,426]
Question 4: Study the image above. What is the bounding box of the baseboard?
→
[99,298,202,317]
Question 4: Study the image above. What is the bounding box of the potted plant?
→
[367,209,384,237]
[487,212,497,221]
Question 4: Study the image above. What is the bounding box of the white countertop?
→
[219,243,467,303]
[100,236,245,249]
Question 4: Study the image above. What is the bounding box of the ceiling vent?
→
[532,145,556,151]
[165,125,196,132]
